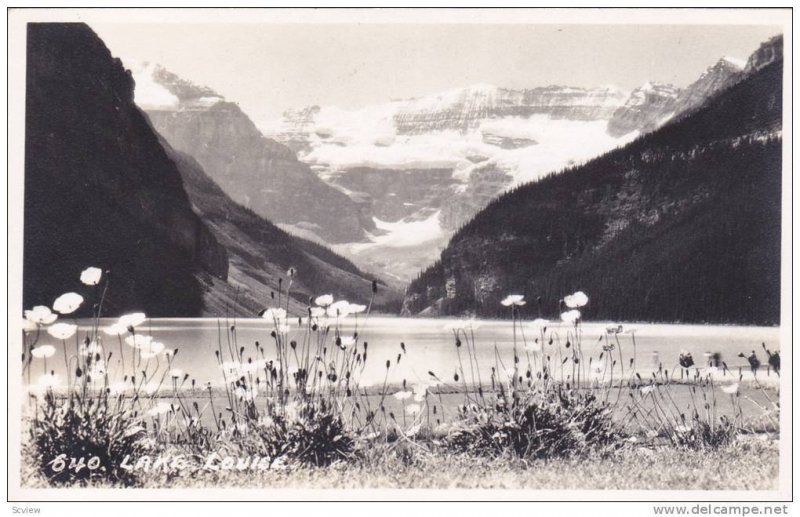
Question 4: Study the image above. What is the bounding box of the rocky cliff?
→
[392,84,628,134]
[24,23,228,316]
[134,64,373,244]
[745,34,783,74]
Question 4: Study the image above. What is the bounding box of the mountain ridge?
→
[401,47,783,325]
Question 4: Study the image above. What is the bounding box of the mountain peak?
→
[745,34,783,74]
[698,56,746,80]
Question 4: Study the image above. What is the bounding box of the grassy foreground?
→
[22,436,778,491]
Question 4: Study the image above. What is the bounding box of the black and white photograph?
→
[6,6,793,506]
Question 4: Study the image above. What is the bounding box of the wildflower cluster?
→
[23,268,162,485]
[204,277,377,467]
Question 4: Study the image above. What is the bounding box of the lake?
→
[24,317,781,390]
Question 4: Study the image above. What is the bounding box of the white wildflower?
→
[47,322,77,340]
[103,323,128,336]
[118,312,147,329]
[124,334,153,348]
[24,305,57,325]
[22,318,38,333]
[500,294,526,307]
[30,345,56,359]
[80,266,103,286]
[563,291,589,308]
[314,294,334,307]
[138,341,165,359]
[326,300,352,318]
[53,292,83,314]
[260,307,287,323]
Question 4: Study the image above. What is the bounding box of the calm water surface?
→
[26,317,780,388]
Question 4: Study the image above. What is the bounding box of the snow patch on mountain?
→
[362,211,445,249]
[129,61,226,111]
[722,56,747,69]
[493,117,637,185]
[129,62,180,110]
[264,99,638,188]
[302,129,470,175]
[333,211,450,286]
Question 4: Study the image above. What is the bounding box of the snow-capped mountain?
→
[261,61,743,281]
[607,57,745,136]
[125,45,759,285]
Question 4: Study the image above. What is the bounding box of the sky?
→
[90,22,781,125]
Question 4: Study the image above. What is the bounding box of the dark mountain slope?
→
[141,65,374,243]
[159,141,402,315]
[24,23,228,316]
[403,58,782,325]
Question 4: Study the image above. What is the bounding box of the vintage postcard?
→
[6,7,793,505]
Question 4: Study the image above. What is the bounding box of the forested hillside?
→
[404,56,782,324]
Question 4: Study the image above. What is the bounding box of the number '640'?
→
[49,454,102,473]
